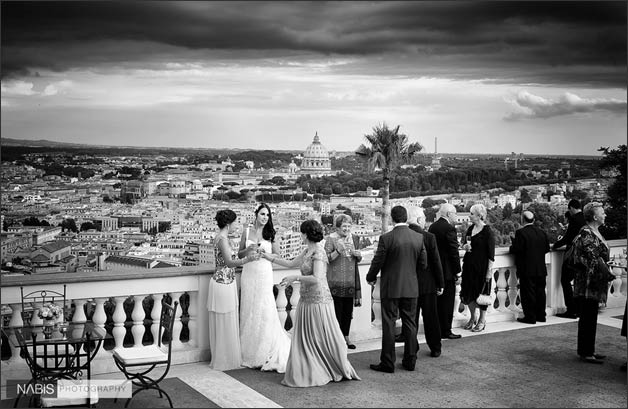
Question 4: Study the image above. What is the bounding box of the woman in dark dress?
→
[460,204,495,332]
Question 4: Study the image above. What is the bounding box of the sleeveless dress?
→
[460,225,495,310]
[282,244,361,387]
[239,238,291,372]
[207,236,242,370]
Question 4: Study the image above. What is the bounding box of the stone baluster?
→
[170,292,184,349]
[151,294,164,346]
[371,277,382,328]
[621,270,627,296]
[609,266,624,298]
[495,268,509,312]
[289,281,301,328]
[131,295,146,347]
[6,303,24,364]
[508,268,521,313]
[30,303,44,327]
[453,276,466,319]
[275,284,288,328]
[486,273,497,314]
[91,297,109,357]
[71,299,88,323]
[9,303,24,328]
[112,296,128,349]
[187,291,197,348]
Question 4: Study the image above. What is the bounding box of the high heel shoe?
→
[463,319,476,330]
[471,321,486,332]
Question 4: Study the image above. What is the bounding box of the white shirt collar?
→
[394,222,409,228]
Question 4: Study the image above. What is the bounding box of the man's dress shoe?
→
[394,334,405,343]
[556,312,578,319]
[430,350,441,358]
[442,333,462,339]
[401,360,415,371]
[370,363,394,373]
[579,355,604,364]
[517,317,536,324]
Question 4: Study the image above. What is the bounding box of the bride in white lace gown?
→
[238,203,291,372]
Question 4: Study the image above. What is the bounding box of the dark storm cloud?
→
[1,1,626,86]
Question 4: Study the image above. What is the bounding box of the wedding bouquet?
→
[38,303,63,320]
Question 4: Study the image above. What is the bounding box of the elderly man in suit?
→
[406,206,445,357]
[510,210,550,324]
[367,205,428,373]
[429,203,463,339]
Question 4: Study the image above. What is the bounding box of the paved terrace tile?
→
[8,306,627,408]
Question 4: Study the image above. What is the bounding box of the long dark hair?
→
[255,203,276,243]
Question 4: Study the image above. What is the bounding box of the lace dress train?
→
[239,239,291,373]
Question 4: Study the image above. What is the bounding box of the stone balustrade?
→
[1,240,625,385]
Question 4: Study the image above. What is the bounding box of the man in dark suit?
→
[510,210,550,324]
[367,205,428,373]
[408,206,445,358]
[552,199,585,318]
[428,203,463,340]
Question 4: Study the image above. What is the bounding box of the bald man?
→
[509,210,550,324]
[429,203,462,339]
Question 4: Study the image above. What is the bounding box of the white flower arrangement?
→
[38,303,63,320]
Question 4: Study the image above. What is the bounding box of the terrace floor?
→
[4,306,627,408]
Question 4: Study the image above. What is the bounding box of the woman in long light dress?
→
[208,209,259,370]
[237,203,291,373]
[264,219,361,388]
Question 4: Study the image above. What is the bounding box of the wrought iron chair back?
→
[112,299,179,408]
[20,285,67,326]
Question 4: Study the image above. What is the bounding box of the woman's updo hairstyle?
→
[215,209,237,229]
[300,219,324,243]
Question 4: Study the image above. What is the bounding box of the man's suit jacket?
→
[366,225,428,298]
[428,217,461,281]
[409,224,444,295]
[509,224,550,277]
[552,211,585,250]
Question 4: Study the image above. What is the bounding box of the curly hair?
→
[255,203,276,242]
[300,219,324,243]
[583,202,604,223]
[215,209,237,229]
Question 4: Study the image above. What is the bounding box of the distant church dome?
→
[301,132,332,176]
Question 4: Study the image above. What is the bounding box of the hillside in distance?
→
[0,137,302,158]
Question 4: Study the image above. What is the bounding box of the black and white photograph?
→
[1,1,626,407]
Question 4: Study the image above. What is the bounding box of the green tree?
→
[355,123,423,230]
[520,188,532,203]
[598,144,627,239]
[80,221,97,231]
[60,218,78,233]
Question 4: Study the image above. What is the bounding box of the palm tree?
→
[355,123,423,230]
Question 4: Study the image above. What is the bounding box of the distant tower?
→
[430,137,441,171]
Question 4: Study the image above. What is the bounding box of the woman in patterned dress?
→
[572,202,612,364]
[208,209,258,370]
[324,214,362,349]
[263,219,360,387]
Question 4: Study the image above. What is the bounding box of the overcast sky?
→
[1,1,626,155]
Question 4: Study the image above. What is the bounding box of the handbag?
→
[476,281,492,306]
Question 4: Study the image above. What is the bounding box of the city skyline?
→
[1,1,626,156]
